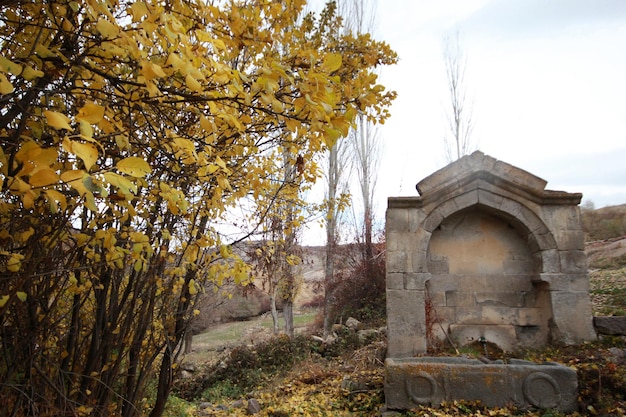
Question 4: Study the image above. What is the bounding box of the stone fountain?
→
[384,151,596,412]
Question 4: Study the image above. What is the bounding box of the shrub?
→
[330,241,386,327]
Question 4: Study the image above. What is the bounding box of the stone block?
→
[422,210,444,233]
[408,208,426,233]
[445,291,475,307]
[431,306,455,323]
[453,189,478,211]
[475,292,525,308]
[427,258,449,274]
[386,207,408,232]
[477,189,504,210]
[559,250,588,274]
[405,273,430,290]
[385,231,401,251]
[411,250,428,273]
[555,230,586,251]
[503,259,534,275]
[453,308,482,325]
[517,308,543,326]
[386,272,404,290]
[540,249,560,273]
[480,306,520,325]
[385,357,578,413]
[534,228,557,250]
[387,250,407,273]
[550,291,597,344]
[427,275,459,292]
[387,290,427,357]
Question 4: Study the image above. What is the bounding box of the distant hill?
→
[582,203,626,242]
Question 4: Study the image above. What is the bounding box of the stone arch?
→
[419,189,559,272]
[421,198,556,351]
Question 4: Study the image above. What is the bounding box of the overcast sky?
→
[303,0,626,244]
[375,0,626,211]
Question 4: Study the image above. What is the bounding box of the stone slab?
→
[385,357,578,413]
[593,316,626,336]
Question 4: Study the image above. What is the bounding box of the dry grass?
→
[589,267,626,316]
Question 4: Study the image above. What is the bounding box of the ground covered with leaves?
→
[164,261,626,417]
[168,330,626,417]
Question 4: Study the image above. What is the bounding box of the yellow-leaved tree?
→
[0,0,396,416]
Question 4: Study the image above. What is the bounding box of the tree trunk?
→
[270,292,279,335]
[184,329,193,354]
[283,300,294,337]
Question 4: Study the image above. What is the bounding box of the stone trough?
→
[384,357,578,412]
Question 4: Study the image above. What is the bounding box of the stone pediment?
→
[414,151,581,206]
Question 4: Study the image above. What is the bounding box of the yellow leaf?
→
[200,116,214,133]
[96,18,120,39]
[45,189,67,211]
[8,176,31,193]
[44,110,72,130]
[77,102,105,124]
[0,295,8,307]
[0,56,23,76]
[322,53,342,72]
[166,52,184,71]
[71,141,98,171]
[18,227,34,242]
[34,44,56,58]
[6,253,24,272]
[60,169,88,194]
[16,291,26,302]
[285,118,300,133]
[116,156,151,178]
[79,119,93,138]
[22,65,45,81]
[185,74,203,92]
[29,168,59,187]
[103,172,137,195]
[188,279,197,295]
[129,1,148,22]
[217,175,231,191]
[0,73,14,95]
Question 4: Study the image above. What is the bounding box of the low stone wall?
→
[384,357,578,413]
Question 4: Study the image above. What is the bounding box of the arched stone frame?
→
[414,188,559,351]
[385,157,596,358]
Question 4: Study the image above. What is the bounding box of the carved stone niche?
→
[385,151,596,357]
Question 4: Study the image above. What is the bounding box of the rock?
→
[180,361,196,372]
[198,402,212,410]
[247,398,262,415]
[331,323,345,333]
[593,316,626,335]
[341,376,367,393]
[311,335,325,343]
[357,329,378,344]
[608,347,625,364]
[345,317,361,330]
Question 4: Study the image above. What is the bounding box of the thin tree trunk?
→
[270,292,279,335]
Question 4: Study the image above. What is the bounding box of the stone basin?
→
[384,357,578,412]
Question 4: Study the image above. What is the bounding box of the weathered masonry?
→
[386,151,596,356]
